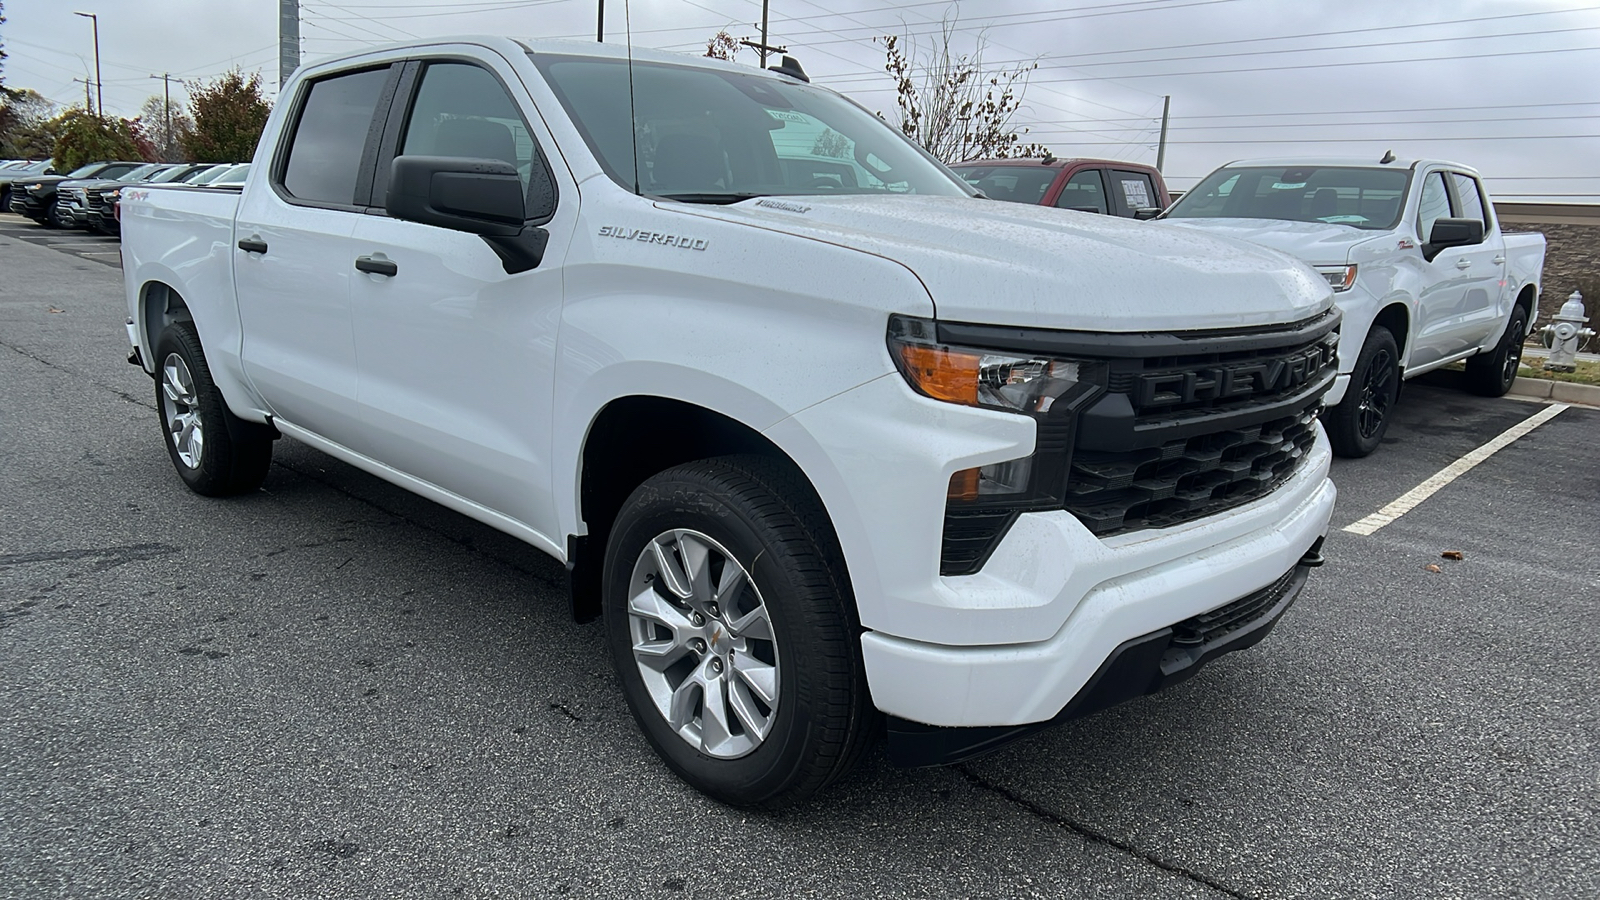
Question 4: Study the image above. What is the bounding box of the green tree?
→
[0,88,56,157]
[182,70,271,163]
[51,108,148,170]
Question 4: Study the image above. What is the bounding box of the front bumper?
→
[886,541,1321,765]
[857,430,1335,730]
[1324,372,1352,406]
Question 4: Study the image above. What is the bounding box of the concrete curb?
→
[1509,376,1600,406]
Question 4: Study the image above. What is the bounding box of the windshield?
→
[1167,165,1410,229]
[117,164,164,182]
[187,165,232,184]
[531,54,970,202]
[68,163,101,178]
[949,164,1058,205]
[212,164,250,184]
[148,166,196,184]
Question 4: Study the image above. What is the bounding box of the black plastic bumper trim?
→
[885,546,1321,768]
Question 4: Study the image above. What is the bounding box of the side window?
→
[281,67,391,206]
[1450,172,1488,226]
[1055,168,1108,214]
[398,63,544,199]
[1417,171,1453,240]
[1110,170,1157,215]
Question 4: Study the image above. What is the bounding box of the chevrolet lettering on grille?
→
[1135,339,1336,409]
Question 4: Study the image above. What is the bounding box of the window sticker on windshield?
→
[1270,182,1307,190]
[766,109,806,123]
[1120,179,1150,208]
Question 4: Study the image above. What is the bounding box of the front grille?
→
[1169,567,1297,649]
[935,311,1338,575]
[1066,402,1321,536]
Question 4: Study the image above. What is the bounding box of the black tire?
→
[602,455,875,809]
[1324,326,1400,458]
[46,200,70,229]
[1464,307,1528,397]
[153,321,274,496]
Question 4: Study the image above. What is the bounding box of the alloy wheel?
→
[1357,348,1395,440]
[627,528,780,759]
[160,353,204,469]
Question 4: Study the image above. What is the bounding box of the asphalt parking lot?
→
[2,215,1596,899]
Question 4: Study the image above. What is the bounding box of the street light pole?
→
[73,11,102,117]
[596,0,603,41]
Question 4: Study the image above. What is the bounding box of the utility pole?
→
[1155,94,1171,173]
[73,11,102,117]
[279,0,301,88]
[150,73,175,160]
[740,3,785,70]
[760,0,770,68]
[596,0,603,41]
[74,77,94,112]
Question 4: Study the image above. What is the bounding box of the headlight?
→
[887,314,1106,506]
[1316,264,1358,293]
[887,315,1088,414]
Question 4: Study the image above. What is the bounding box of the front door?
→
[349,56,573,538]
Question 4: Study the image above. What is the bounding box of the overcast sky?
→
[3,0,1596,199]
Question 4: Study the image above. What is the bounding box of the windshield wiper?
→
[655,192,768,205]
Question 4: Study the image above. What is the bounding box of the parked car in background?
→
[207,164,251,186]
[57,164,177,229]
[184,163,246,186]
[0,159,57,212]
[1163,157,1545,456]
[10,160,145,226]
[123,37,1338,807]
[949,157,1172,218]
[88,164,219,235]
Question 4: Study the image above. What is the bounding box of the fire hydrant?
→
[1541,291,1595,372]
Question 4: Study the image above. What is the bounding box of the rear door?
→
[348,53,574,537]
[235,63,399,451]
[1107,169,1159,217]
[1445,171,1506,347]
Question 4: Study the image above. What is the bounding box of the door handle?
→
[1492,256,1506,265]
[237,236,268,254]
[1455,259,1472,269]
[355,256,398,277]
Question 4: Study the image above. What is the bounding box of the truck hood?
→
[675,195,1332,332]
[1161,217,1375,265]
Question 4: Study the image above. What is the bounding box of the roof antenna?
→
[1041,149,1056,164]
[626,0,641,195]
[1379,149,1396,165]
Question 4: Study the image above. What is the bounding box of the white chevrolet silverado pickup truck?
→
[1162,157,1546,457]
[122,38,1339,807]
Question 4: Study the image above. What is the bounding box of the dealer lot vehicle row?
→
[2,230,1594,898]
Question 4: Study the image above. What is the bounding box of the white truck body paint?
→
[122,37,1336,730]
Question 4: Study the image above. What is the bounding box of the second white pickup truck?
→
[1163,157,1545,457]
[122,38,1338,807]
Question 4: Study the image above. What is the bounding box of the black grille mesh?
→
[1065,403,1320,536]
[1169,567,1297,648]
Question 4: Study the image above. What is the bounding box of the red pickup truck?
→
[949,157,1172,218]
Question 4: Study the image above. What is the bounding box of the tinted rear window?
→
[281,67,390,206]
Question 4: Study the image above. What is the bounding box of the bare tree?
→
[879,15,1048,163]
[705,30,748,62]
[139,94,193,162]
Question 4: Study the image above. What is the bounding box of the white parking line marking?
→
[1343,402,1570,536]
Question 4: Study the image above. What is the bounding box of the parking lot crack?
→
[0,338,155,410]
[957,767,1252,899]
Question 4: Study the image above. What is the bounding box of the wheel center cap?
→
[709,625,726,652]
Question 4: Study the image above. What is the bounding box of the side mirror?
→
[1424,217,1484,260]
[387,155,525,236]
[386,155,549,274]
[1132,207,1162,220]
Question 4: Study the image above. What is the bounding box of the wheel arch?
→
[567,395,847,624]
[1372,302,1412,369]
[138,280,192,375]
